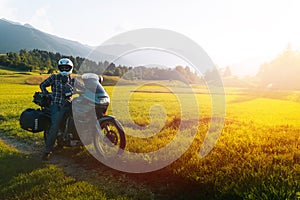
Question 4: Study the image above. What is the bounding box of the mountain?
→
[0,18,114,61]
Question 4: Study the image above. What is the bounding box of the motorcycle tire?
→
[93,118,126,157]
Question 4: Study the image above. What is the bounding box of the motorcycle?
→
[20,73,126,157]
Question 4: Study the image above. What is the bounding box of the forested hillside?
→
[0,49,202,83]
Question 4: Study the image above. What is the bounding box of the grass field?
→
[0,67,299,199]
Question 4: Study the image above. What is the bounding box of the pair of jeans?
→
[45,103,70,153]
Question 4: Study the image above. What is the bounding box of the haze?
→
[1,0,300,77]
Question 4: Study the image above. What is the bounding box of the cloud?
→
[114,21,135,33]
[29,5,54,33]
[0,0,18,20]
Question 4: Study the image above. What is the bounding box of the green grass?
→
[0,69,299,199]
[0,140,111,200]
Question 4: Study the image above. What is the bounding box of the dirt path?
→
[0,135,156,199]
[0,135,41,155]
[0,135,202,200]
[0,135,98,180]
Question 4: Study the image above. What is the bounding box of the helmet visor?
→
[58,65,72,72]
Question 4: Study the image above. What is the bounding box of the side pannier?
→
[20,108,50,133]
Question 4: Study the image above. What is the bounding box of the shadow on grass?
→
[62,147,218,200]
[0,141,108,200]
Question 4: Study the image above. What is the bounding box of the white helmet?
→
[58,58,73,76]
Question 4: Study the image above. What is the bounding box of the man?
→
[40,58,82,160]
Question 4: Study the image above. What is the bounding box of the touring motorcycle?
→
[20,73,126,156]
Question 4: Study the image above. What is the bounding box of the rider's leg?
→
[45,104,65,153]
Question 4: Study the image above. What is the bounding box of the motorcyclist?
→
[40,58,83,161]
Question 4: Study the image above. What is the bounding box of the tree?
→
[256,45,300,89]
[223,66,232,77]
[113,67,122,76]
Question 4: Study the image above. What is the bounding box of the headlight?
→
[97,97,110,105]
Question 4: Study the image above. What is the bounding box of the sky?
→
[1,0,300,76]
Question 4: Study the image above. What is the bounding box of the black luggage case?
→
[20,108,50,133]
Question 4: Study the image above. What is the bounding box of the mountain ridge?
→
[0,18,115,61]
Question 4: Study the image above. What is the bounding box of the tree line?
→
[3,46,299,88]
[0,49,114,74]
[0,49,203,83]
[257,45,300,89]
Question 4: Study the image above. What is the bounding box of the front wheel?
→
[93,118,126,158]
